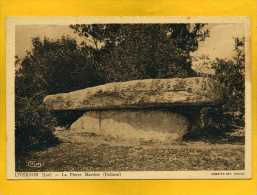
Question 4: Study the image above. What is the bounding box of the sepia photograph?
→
[6,17,251,179]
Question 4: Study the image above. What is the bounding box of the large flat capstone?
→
[69,110,190,142]
[43,77,222,111]
[44,77,222,142]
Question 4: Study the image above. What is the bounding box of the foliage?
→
[15,95,58,152]
[23,37,102,93]
[204,37,245,129]
[15,36,100,152]
[70,24,209,82]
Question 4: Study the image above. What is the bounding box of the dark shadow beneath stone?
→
[53,110,85,127]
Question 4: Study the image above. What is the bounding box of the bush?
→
[15,35,107,153]
[15,95,58,153]
[201,38,245,130]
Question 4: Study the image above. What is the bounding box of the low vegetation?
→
[16,131,244,172]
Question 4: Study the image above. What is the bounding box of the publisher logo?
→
[26,161,43,168]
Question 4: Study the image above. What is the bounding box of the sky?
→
[15,23,245,60]
[15,25,83,57]
[193,23,245,59]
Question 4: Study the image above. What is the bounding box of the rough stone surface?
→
[70,110,190,142]
[44,77,222,111]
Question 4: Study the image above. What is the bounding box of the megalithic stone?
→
[70,110,190,142]
[43,77,223,111]
[44,77,223,142]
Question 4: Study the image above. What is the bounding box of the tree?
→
[15,36,100,152]
[70,24,209,82]
[203,37,245,129]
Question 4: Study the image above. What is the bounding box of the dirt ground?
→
[16,129,244,172]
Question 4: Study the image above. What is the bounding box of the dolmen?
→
[43,77,222,142]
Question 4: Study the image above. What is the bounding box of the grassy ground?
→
[16,129,244,172]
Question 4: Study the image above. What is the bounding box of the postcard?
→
[6,16,251,179]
